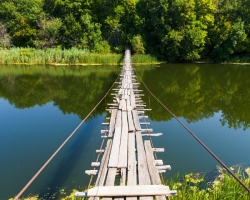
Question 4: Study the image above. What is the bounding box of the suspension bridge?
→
[75,48,177,199]
[14,48,250,199]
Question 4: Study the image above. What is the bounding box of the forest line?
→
[0,0,250,62]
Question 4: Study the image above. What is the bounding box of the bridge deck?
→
[76,49,177,199]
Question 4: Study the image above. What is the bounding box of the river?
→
[0,64,250,199]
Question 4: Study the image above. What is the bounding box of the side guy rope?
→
[134,69,250,195]
[14,75,119,200]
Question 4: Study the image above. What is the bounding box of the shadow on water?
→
[37,116,103,199]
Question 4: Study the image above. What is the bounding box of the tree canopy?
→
[0,0,250,61]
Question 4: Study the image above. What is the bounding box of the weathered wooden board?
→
[127,131,136,186]
[132,110,141,131]
[135,131,151,185]
[127,111,135,132]
[108,109,117,137]
[108,110,122,167]
[82,185,175,197]
[117,111,128,168]
[95,140,112,186]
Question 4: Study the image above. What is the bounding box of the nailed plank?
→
[127,111,135,132]
[105,168,117,186]
[108,109,117,137]
[144,141,162,184]
[85,170,98,175]
[126,96,132,111]
[152,148,165,152]
[145,140,166,200]
[108,110,122,167]
[156,165,171,170]
[135,130,153,200]
[119,99,125,110]
[132,110,141,131]
[135,131,151,185]
[138,115,148,119]
[117,111,128,168]
[127,131,136,186]
[82,185,175,197]
[95,140,112,186]
[120,168,127,186]
[154,160,163,166]
[130,95,135,109]
[91,162,100,167]
[102,168,117,200]
[141,133,163,137]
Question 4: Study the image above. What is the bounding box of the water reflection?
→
[1,64,250,198]
[136,64,250,130]
[0,65,120,119]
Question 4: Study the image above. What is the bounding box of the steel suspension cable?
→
[14,74,120,200]
[134,69,250,194]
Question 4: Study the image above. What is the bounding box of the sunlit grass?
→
[12,166,250,200]
[0,48,162,65]
[168,166,250,199]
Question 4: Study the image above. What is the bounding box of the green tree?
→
[0,0,44,46]
[36,17,62,48]
[0,22,11,48]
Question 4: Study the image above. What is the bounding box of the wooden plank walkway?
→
[75,48,177,199]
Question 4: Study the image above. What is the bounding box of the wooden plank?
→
[126,96,132,111]
[91,162,100,167]
[144,141,166,200]
[85,170,98,175]
[152,148,165,152]
[108,110,122,167]
[130,95,135,109]
[117,111,128,168]
[103,168,117,200]
[105,168,117,186]
[132,110,141,131]
[108,109,117,138]
[136,130,153,200]
[141,133,163,137]
[127,132,136,186]
[135,131,151,185]
[144,141,162,184]
[80,185,176,197]
[95,140,112,186]
[96,150,104,153]
[141,129,153,132]
[120,168,127,186]
[138,115,148,119]
[119,99,125,110]
[154,160,164,166]
[156,165,171,170]
[127,111,135,132]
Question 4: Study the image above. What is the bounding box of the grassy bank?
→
[0,48,160,65]
[13,166,250,200]
[168,166,250,199]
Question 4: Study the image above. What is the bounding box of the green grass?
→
[168,166,250,199]
[0,48,162,65]
[131,54,161,64]
[12,166,250,200]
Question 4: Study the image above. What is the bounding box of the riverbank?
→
[0,48,160,65]
[12,166,250,200]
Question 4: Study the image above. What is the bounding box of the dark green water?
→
[0,64,250,199]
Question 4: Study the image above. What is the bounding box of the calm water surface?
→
[0,64,250,199]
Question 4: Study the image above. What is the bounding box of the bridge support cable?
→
[14,75,120,200]
[134,69,250,195]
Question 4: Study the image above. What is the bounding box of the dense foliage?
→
[0,0,250,62]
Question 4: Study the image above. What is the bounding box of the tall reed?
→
[0,48,161,65]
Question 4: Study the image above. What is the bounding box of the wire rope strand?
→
[14,74,119,200]
[134,69,250,194]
